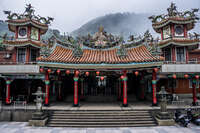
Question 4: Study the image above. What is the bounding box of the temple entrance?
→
[55,71,151,105]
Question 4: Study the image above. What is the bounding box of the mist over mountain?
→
[71,12,156,38]
[0,12,199,40]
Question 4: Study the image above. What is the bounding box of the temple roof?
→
[3,39,46,48]
[158,38,200,48]
[3,4,53,34]
[149,3,199,33]
[37,44,164,69]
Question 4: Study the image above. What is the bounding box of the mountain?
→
[71,12,154,38]
[0,20,13,36]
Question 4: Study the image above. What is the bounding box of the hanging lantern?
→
[184,74,189,79]
[47,69,51,73]
[66,70,70,75]
[85,72,89,76]
[40,68,44,73]
[75,70,79,76]
[195,75,199,79]
[100,76,104,81]
[172,74,176,79]
[135,71,139,76]
[57,69,61,74]
[120,75,124,79]
[96,71,100,76]
[154,68,159,73]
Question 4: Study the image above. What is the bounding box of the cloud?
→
[0,0,199,33]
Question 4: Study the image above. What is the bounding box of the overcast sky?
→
[0,0,199,33]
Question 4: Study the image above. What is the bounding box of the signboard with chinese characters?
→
[31,27,39,40]
[163,26,171,39]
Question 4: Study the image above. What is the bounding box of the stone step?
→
[52,111,149,114]
[48,120,155,125]
[51,114,150,116]
[50,115,152,119]
[47,123,157,127]
[49,118,153,122]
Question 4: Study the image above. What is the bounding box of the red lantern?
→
[100,76,104,81]
[184,74,189,79]
[47,69,51,73]
[154,68,158,73]
[120,75,124,79]
[85,72,89,76]
[75,70,79,76]
[96,71,100,76]
[172,74,176,79]
[135,71,139,76]
[195,75,199,79]
[57,69,61,74]
[40,68,44,73]
[66,70,70,75]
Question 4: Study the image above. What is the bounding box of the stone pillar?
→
[192,78,197,106]
[6,80,11,104]
[80,78,84,100]
[122,71,128,107]
[44,72,50,106]
[73,76,79,106]
[118,78,121,100]
[152,70,157,106]
[58,81,62,100]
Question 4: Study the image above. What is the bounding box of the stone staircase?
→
[47,110,157,127]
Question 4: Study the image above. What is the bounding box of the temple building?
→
[0,3,199,107]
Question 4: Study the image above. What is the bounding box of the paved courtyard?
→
[0,122,199,133]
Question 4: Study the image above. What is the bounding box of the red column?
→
[192,77,198,106]
[73,76,79,106]
[122,70,128,107]
[152,70,157,106]
[44,72,50,106]
[185,47,189,63]
[184,25,188,38]
[6,80,11,104]
[161,28,163,40]
[26,47,30,63]
[15,26,18,39]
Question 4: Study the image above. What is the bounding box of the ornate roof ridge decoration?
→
[72,43,83,58]
[117,44,127,58]
[4,4,53,25]
[149,2,199,32]
[79,26,122,49]
[124,30,153,48]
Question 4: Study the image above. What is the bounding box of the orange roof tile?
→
[38,45,163,64]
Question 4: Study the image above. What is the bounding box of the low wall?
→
[0,110,34,122]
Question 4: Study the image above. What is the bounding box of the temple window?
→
[163,48,171,61]
[176,47,185,62]
[30,48,38,62]
[17,48,26,63]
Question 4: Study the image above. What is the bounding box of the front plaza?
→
[0,122,199,133]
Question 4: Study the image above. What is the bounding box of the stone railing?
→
[0,62,37,65]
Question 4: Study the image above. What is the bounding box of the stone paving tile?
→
[0,122,200,133]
